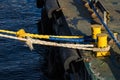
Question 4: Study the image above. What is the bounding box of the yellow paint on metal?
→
[0,29,83,39]
[91,24,101,39]
[96,33,110,57]
[97,33,108,47]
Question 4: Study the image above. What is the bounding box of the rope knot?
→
[16,29,26,38]
[26,37,34,50]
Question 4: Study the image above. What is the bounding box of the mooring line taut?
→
[0,29,86,43]
[0,33,111,52]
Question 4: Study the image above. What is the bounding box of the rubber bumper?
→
[36,0,45,8]
[59,48,80,71]
[45,0,60,18]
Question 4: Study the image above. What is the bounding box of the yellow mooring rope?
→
[0,29,16,34]
[0,29,83,39]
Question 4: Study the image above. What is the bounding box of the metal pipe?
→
[96,1,106,13]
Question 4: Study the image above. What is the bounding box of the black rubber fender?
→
[45,0,60,18]
[59,48,80,71]
[36,0,45,8]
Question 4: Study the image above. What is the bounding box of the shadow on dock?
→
[102,46,120,80]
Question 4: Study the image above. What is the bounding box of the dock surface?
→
[58,0,120,80]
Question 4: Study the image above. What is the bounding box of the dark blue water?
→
[0,0,48,80]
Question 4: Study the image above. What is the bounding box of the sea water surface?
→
[0,0,48,80]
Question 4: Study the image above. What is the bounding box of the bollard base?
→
[96,51,110,57]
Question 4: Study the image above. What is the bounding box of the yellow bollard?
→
[91,24,102,40]
[96,33,110,57]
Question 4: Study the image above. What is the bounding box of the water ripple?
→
[0,0,48,80]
